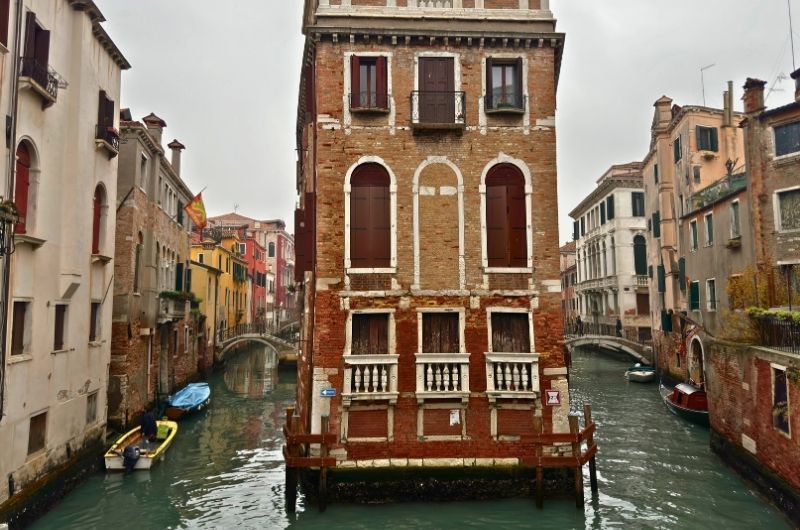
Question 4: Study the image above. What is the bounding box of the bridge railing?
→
[564,322,649,346]
[219,320,269,342]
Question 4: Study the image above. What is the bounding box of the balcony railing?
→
[485,352,540,400]
[160,298,187,321]
[415,352,470,401]
[349,92,389,112]
[95,125,120,155]
[755,316,800,355]
[410,91,466,129]
[636,275,649,287]
[343,354,399,404]
[20,58,58,104]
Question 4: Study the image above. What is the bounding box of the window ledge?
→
[777,228,800,234]
[411,122,466,132]
[485,107,525,115]
[19,76,58,107]
[347,267,396,275]
[92,254,112,264]
[88,341,102,348]
[772,152,800,165]
[14,234,46,248]
[351,106,390,114]
[8,354,33,364]
[485,267,532,274]
[95,138,119,158]
[51,348,74,355]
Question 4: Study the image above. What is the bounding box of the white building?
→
[569,163,651,340]
[0,0,129,513]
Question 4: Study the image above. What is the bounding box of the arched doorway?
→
[689,338,705,387]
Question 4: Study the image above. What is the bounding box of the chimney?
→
[723,81,734,127]
[742,78,767,114]
[791,68,800,102]
[142,112,167,145]
[167,139,186,176]
[653,96,673,129]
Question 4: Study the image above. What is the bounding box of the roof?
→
[66,0,131,70]
[569,164,644,218]
[759,100,800,121]
[560,241,576,253]
[142,113,167,128]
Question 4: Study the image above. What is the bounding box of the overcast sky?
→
[99,1,793,241]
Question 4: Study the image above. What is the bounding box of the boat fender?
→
[122,445,141,473]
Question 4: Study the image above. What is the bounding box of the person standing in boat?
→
[141,410,157,443]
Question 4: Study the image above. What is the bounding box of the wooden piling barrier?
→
[283,408,336,513]
[319,415,329,512]
[533,416,544,509]
[284,406,298,513]
[569,415,584,508]
[583,404,599,496]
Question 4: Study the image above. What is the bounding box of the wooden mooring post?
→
[283,409,336,513]
[284,406,299,513]
[584,404,599,496]
[569,415,584,508]
[533,416,544,509]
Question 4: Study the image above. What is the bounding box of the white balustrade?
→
[485,352,540,400]
[343,354,399,404]
[415,353,470,401]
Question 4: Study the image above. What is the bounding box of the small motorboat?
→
[625,363,655,383]
[165,382,211,420]
[104,420,178,472]
[660,383,709,427]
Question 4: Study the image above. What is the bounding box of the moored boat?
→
[104,420,178,472]
[165,382,211,420]
[625,364,655,383]
[660,383,709,427]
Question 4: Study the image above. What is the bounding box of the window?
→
[706,279,717,311]
[351,313,389,355]
[632,192,645,217]
[350,163,391,269]
[600,202,606,225]
[485,57,523,111]
[690,220,698,251]
[92,185,105,255]
[775,121,800,157]
[268,242,275,257]
[573,221,579,241]
[580,217,585,236]
[654,164,659,184]
[11,301,30,356]
[53,304,67,351]
[89,302,100,342]
[485,164,527,268]
[14,143,31,234]
[238,243,246,255]
[21,12,51,89]
[97,90,115,139]
[673,135,682,162]
[636,293,650,315]
[704,213,714,246]
[606,195,615,220]
[422,313,460,353]
[652,211,661,238]
[0,0,9,47]
[633,235,647,276]
[350,56,388,110]
[689,281,700,311]
[198,252,204,265]
[773,366,790,435]
[696,126,719,152]
[657,265,666,293]
[86,392,98,425]
[133,233,143,293]
[693,165,701,184]
[777,189,800,231]
[28,412,47,455]
[730,201,741,238]
[490,313,530,353]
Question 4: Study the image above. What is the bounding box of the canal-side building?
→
[569,163,651,340]
[559,241,577,333]
[242,236,268,324]
[0,0,129,518]
[293,0,569,483]
[107,114,200,431]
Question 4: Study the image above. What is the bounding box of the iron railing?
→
[756,316,800,354]
[410,90,466,127]
[95,125,120,151]
[564,321,649,345]
[219,320,269,342]
[20,58,58,101]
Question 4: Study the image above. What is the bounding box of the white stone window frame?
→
[412,156,465,290]
[729,199,741,239]
[343,155,398,275]
[485,307,536,354]
[703,212,714,247]
[770,362,792,439]
[479,153,534,273]
[412,51,463,126]
[773,185,800,234]
[16,136,42,238]
[770,120,800,162]
[689,219,698,252]
[479,53,530,135]
[416,307,466,354]
[705,278,716,312]
[10,297,34,360]
[342,51,395,134]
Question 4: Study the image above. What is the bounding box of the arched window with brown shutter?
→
[92,185,105,254]
[485,163,527,268]
[350,163,390,269]
[14,143,31,234]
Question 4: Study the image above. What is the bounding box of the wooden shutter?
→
[54,305,66,350]
[89,303,99,342]
[485,57,493,109]
[673,137,681,162]
[175,263,184,291]
[376,56,388,109]
[294,207,307,282]
[600,202,606,225]
[23,11,35,58]
[11,302,26,356]
[514,57,523,107]
[606,195,615,219]
[689,282,700,310]
[573,221,579,241]
[350,55,361,108]
[0,0,10,47]
[633,236,647,276]
[652,212,661,238]
[661,310,673,332]
[352,314,388,355]
[678,257,686,289]
[34,25,49,66]
[371,184,390,267]
[508,182,527,267]
[98,91,107,126]
[351,165,390,268]
[710,127,719,151]
[14,144,30,234]
[350,185,371,268]
[657,265,666,293]
[92,188,102,254]
[185,265,192,292]
[636,294,650,316]
[422,313,459,353]
[491,313,530,353]
[485,184,508,267]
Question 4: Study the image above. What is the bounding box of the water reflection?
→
[224,345,279,397]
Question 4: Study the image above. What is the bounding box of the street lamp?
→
[0,199,20,257]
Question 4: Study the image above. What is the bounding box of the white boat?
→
[104,420,178,471]
[625,364,655,383]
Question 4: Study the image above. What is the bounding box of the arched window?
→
[268,242,275,258]
[14,143,31,234]
[485,164,526,267]
[92,185,106,254]
[633,235,647,276]
[350,163,390,268]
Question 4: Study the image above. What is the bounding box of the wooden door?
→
[419,57,454,123]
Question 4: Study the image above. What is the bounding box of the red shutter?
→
[370,184,390,267]
[23,11,35,58]
[376,56,388,109]
[508,183,527,267]
[350,185,371,268]
[14,144,30,234]
[485,184,507,267]
[423,313,459,353]
[486,164,527,268]
[351,165,390,269]
[92,188,102,254]
[35,27,49,66]
[485,56,494,109]
[351,55,361,108]
[0,0,11,47]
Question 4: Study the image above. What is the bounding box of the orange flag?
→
[184,192,207,230]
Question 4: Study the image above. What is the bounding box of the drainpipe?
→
[0,0,25,422]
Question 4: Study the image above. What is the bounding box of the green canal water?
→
[30,346,791,529]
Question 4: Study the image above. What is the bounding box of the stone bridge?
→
[216,320,300,363]
[565,333,653,364]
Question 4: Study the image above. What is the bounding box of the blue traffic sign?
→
[320,388,337,398]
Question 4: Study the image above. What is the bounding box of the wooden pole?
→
[583,404,598,496]
[569,415,584,509]
[285,406,298,513]
[319,415,329,512]
[533,416,544,509]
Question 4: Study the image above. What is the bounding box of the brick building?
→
[293,0,568,480]
[559,241,576,332]
[108,114,200,430]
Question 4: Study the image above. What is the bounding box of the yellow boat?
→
[104,420,178,471]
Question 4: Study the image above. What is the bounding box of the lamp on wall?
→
[0,199,19,256]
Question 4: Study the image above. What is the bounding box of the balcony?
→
[410,91,465,131]
[19,58,59,108]
[159,297,187,322]
[636,275,649,287]
[342,354,399,405]
[415,352,470,402]
[485,352,540,401]
[95,125,120,158]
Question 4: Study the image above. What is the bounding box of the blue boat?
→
[165,383,211,420]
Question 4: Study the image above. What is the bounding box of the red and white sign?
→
[545,390,561,406]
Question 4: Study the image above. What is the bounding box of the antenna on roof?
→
[234,203,240,213]
[790,0,797,71]
[700,64,716,106]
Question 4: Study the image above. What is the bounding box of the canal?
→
[30,345,790,529]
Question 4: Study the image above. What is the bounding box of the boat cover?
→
[169,383,210,409]
[675,383,703,395]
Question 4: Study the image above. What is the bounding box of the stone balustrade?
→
[485,352,540,400]
[415,353,471,401]
[342,354,399,404]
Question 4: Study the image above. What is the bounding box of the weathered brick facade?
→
[294,0,568,468]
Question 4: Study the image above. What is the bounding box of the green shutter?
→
[678,257,686,290]
[657,265,666,293]
[661,310,674,332]
[600,202,606,225]
[648,265,653,278]
[710,127,719,152]
[690,282,700,311]
[652,212,661,238]
[607,195,615,220]
[573,221,579,241]
[673,136,681,162]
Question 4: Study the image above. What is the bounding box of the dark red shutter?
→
[14,144,30,234]
[485,185,507,267]
[371,185,390,267]
[486,164,527,267]
[423,313,459,353]
[11,302,25,355]
[98,90,106,126]
[491,313,530,353]
[35,27,49,66]
[0,0,11,47]
[23,12,35,58]
[351,165,390,269]
[508,183,527,266]
[485,57,493,109]
[376,56,388,109]
[514,57,523,107]
[92,188,102,254]
[350,185,370,268]
[351,55,361,108]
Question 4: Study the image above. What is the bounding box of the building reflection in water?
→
[224,345,279,397]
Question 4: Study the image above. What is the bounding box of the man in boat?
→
[141,410,157,443]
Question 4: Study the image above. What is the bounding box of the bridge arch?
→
[219,335,281,357]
